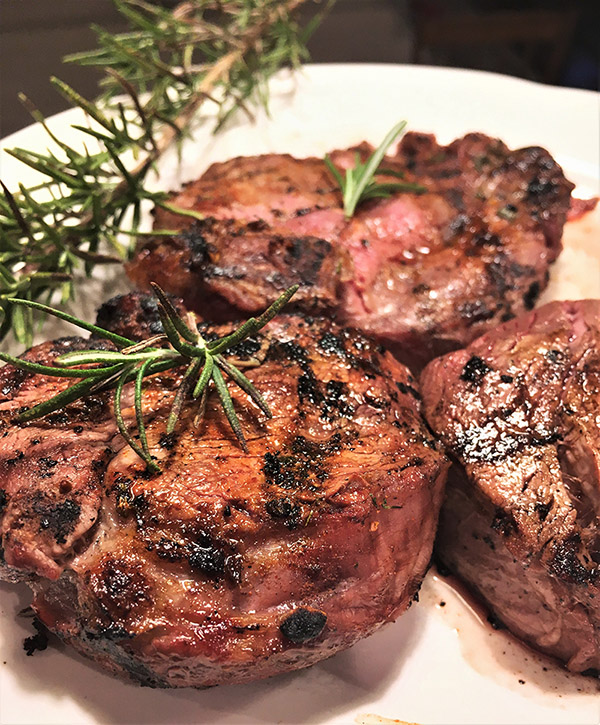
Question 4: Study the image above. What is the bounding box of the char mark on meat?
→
[421,299,600,673]
[130,132,574,371]
[0,292,448,687]
[129,217,344,322]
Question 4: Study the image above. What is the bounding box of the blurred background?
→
[1,0,598,137]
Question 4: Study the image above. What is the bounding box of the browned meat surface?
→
[0,294,448,687]
[95,290,188,340]
[130,218,347,322]
[421,300,600,674]
[131,133,574,371]
[152,152,343,232]
[0,336,117,583]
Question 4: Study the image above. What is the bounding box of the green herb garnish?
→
[0,284,298,472]
[324,120,426,219]
[0,0,330,347]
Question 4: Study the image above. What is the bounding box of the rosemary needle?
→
[324,120,427,219]
[1,284,299,472]
[0,0,328,346]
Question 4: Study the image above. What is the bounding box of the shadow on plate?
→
[0,580,426,725]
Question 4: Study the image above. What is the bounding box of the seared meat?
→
[0,336,116,583]
[131,132,574,370]
[0,294,448,687]
[95,290,188,341]
[130,218,347,322]
[421,300,600,673]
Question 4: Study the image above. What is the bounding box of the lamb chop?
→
[0,293,448,687]
[130,132,574,371]
[420,300,600,674]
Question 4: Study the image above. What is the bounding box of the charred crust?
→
[446,213,469,236]
[266,338,311,367]
[491,508,517,537]
[84,624,133,642]
[35,497,81,544]
[282,237,331,286]
[263,434,342,492]
[228,335,262,360]
[523,281,540,310]
[458,300,496,323]
[531,431,561,447]
[42,393,109,425]
[534,500,552,522]
[149,536,183,562]
[473,231,501,248]
[0,488,7,514]
[187,541,226,577]
[233,623,261,633]
[318,331,347,358]
[265,497,302,528]
[113,475,134,517]
[96,291,176,340]
[23,617,49,656]
[0,367,31,397]
[396,381,421,400]
[93,559,152,617]
[399,457,424,472]
[276,325,384,382]
[545,349,563,363]
[246,219,268,232]
[51,336,115,354]
[297,370,322,407]
[363,393,390,410]
[549,536,597,585]
[5,450,25,466]
[482,535,496,551]
[38,457,59,479]
[180,225,211,268]
[158,432,176,450]
[527,178,557,201]
[321,380,354,420]
[460,355,492,384]
[279,608,327,643]
[146,532,238,583]
[271,337,353,421]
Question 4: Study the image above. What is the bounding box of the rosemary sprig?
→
[0,284,299,472]
[0,0,331,346]
[324,120,426,219]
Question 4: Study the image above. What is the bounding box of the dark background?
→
[1,0,598,137]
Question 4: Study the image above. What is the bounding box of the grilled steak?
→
[421,300,600,673]
[130,132,574,370]
[129,218,347,321]
[0,294,448,687]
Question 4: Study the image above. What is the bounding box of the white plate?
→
[0,64,599,725]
